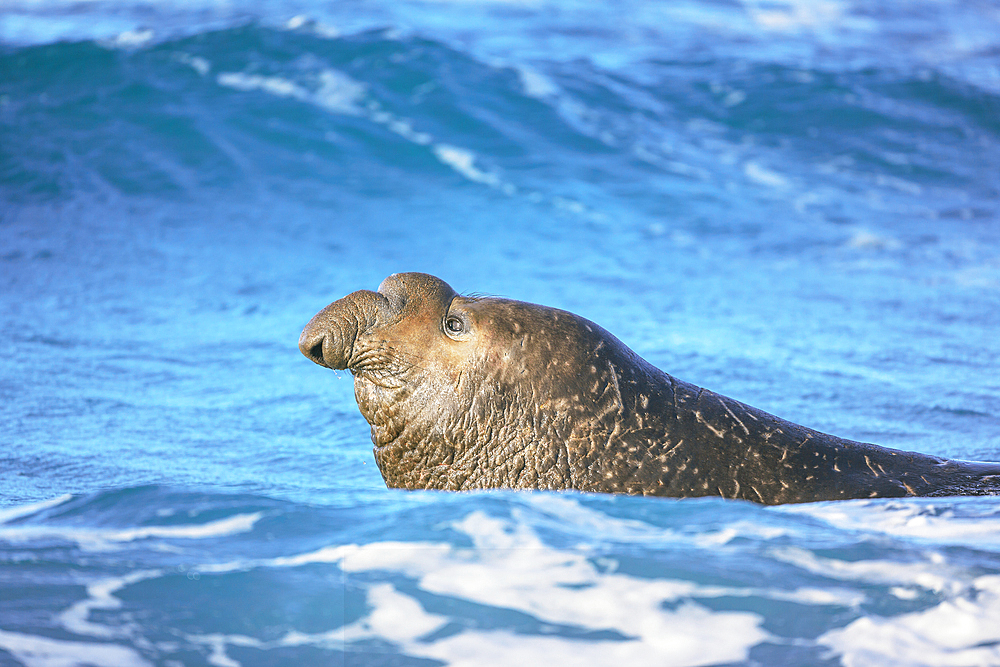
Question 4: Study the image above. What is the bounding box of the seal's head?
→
[299,272,656,492]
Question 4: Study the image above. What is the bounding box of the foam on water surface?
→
[0,629,153,667]
[3,491,1000,665]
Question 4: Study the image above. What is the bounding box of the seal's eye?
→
[445,316,465,334]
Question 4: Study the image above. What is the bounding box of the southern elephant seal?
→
[299,272,1000,504]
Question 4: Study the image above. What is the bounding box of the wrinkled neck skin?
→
[354,299,620,492]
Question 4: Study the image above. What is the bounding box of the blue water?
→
[2,1,1000,665]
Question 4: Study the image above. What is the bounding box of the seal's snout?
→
[299,329,326,366]
[299,288,396,371]
[298,328,329,368]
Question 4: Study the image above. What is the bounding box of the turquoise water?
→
[2,1,1000,665]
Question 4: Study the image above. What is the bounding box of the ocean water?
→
[2,0,1000,665]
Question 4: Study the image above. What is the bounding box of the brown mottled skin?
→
[299,272,1000,504]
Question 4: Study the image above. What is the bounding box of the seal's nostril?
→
[309,341,325,364]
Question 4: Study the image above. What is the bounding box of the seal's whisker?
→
[391,349,430,370]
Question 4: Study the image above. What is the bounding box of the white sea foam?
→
[0,494,71,524]
[106,512,263,541]
[58,570,163,639]
[521,494,663,539]
[433,144,503,187]
[744,0,849,32]
[174,507,772,665]
[516,65,559,99]
[525,496,795,548]
[820,575,1000,667]
[217,72,309,100]
[771,546,962,595]
[781,500,1000,547]
[215,57,619,211]
[328,511,770,666]
[383,117,433,145]
[174,52,211,76]
[186,633,261,667]
[216,65,524,196]
[32,500,996,667]
[343,583,450,644]
[0,628,152,667]
[100,27,154,49]
[285,14,340,38]
[216,69,366,115]
[0,512,263,551]
[351,599,765,667]
[312,70,367,115]
[744,161,790,188]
